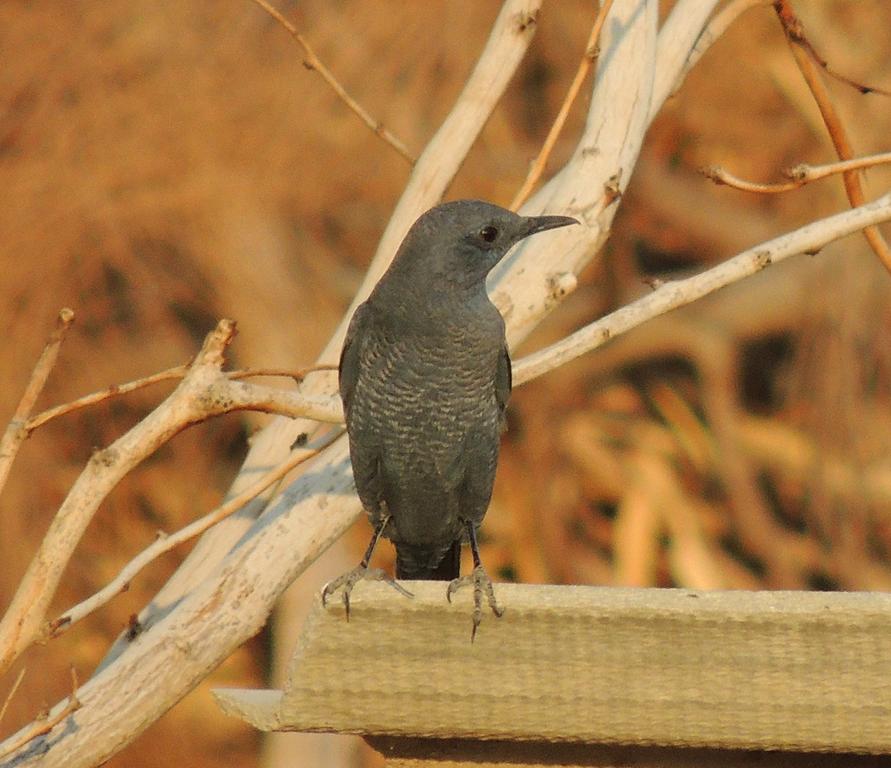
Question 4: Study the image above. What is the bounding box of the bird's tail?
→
[396,540,461,581]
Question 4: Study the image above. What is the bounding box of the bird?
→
[323,199,578,638]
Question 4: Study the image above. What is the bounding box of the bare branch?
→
[49,430,344,637]
[26,363,340,435]
[0,669,80,762]
[248,0,415,164]
[510,0,614,211]
[700,165,802,194]
[785,152,891,182]
[227,364,338,381]
[25,364,189,433]
[0,309,74,498]
[497,0,661,348]
[211,377,341,423]
[0,669,25,726]
[772,0,891,96]
[774,0,891,274]
[0,316,349,678]
[513,190,891,385]
[648,0,723,119]
[0,320,238,677]
[702,152,891,194]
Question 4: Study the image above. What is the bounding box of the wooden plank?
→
[213,583,891,753]
[364,737,891,767]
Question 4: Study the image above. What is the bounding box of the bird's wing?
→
[451,345,513,528]
[338,301,370,418]
[495,343,512,425]
[339,302,388,524]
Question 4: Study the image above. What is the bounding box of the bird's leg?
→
[322,511,413,620]
[446,521,504,641]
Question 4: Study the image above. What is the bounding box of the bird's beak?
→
[520,214,579,239]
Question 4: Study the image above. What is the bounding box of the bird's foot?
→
[322,566,413,621]
[446,565,504,641]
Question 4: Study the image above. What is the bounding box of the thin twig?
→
[249,0,415,164]
[226,363,338,381]
[0,669,80,761]
[786,151,891,182]
[0,668,26,726]
[774,0,891,274]
[700,165,801,194]
[25,365,189,434]
[49,429,344,636]
[0,319,240,679]
[0,309,74,498]
[0,316,346,680]
[510,0,614,211]
[772,0,891,96]
[702,151,891,194]
[25,364,339,434]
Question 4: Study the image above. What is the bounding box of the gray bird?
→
[324,199,577,637]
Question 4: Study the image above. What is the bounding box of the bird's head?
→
[384,200,578,293]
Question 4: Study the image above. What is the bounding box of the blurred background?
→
[1,0,890,766]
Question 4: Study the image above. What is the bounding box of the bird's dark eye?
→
[479,225,499,243]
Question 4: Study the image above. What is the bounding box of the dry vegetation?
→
[1,1,890,766]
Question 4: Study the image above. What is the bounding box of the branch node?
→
[700,165,723,184]
[784,163,807,181]
[90,447,118,469]
[48,616,71,638]
[126,615,143,642]
[199,319,238,370]
[510,0,613,211]
[548,272,578,301]
[604,171,623,204]
[513,10,538,34]
[0,668,81,761]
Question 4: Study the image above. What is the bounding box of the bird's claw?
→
[447,565,504,641]
[322,566,413,621]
